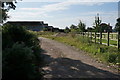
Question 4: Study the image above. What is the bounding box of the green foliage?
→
[64,27,70,33]
[115,18,120,32]
[76,36,91,43]
[1,1,16,22]
[3,42,41,80]
[104,52,118,63]
[37,31,55,37]
[2,24,40,49]
[77,20,86,32]
[1,9,9,22]
[2,24,42,79]
[70,28,81,34]
[87,27,94,32]
[70,24,77,30]
[93,13,102,32]
[76,37,119,64]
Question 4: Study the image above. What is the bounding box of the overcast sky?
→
[7,0,119,29]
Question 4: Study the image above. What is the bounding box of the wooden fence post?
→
[83,32,84,38]
[95,32,96,43]
[88,32,89,38]
[116,34,118,39]
[107,31,110,46]
[111,34,113,39]
[85,32,86,37]
[118,31,120,50]
[91,32,92,42]
[100,32,102,44]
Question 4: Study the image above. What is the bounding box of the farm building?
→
[4,21,53,31]
[99,23,112,32]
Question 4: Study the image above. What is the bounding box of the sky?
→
[7,0,119,29]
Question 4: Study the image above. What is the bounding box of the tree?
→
[77,20,86,32]
[64,26,70,33]
[93,13,102,32]
[1,1,16,23]
[70,24,78,33]
[115,18,120,32]
[87,27,94,32]
[70,24,77,30]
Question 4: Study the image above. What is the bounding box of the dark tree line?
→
[64,20,86,33]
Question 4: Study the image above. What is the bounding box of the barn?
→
[5,21,53,31]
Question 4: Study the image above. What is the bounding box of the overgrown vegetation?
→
[2,24,43,80]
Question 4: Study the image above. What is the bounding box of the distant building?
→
[4,21,53,31]
[100,23,112,32]
[43,24,53,31]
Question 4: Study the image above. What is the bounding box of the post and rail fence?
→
[79,31,120,50]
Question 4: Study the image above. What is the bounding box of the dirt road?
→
[39,37,119,78]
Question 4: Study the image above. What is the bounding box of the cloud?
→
[15,1,105,22]
[8,10,53,21]
[19,1,105,14]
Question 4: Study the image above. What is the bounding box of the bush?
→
[104,53,118,63]
[2,42,41,80]
[2,24,40,49]
[2,24,41,62]
[2,24,43,79]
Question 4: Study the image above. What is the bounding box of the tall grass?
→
[77,36,119,64]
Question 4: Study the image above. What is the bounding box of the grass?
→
[37,31,56,37]
[91,37,117,46]
[102,39,117,46]
[29,30,56,37]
